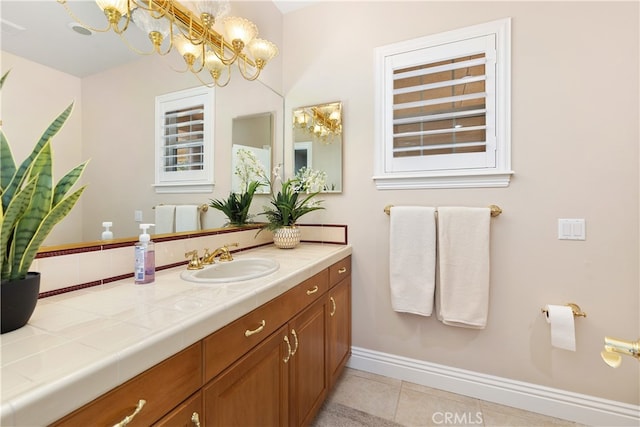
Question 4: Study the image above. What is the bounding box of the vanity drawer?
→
[329,256,351,288]
[52,342,202,427]
[204,268,328,381]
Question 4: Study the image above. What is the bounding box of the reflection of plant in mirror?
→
[259,166,325,232]
[294,166,327,193]
[234,148,267,193]
[211,148,270,226]
[209,180,264,227]
[1,70,89,281]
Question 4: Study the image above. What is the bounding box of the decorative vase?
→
[273,226,301,249]
[1,272,41,334]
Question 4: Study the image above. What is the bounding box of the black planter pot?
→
[1,272,41,334]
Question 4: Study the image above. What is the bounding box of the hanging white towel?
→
[389,206,437,316]
[436,207,491,329]
[175,205,201,232]
[154,205,176,234]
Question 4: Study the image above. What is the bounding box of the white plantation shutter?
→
[162,106,205,171]
[374,19,512,189]
[155,87,214,193]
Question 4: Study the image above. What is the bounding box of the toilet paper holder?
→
[541,303,586,318]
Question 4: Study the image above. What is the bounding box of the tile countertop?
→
[0,243,352,426]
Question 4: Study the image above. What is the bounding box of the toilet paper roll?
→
[545,304,576,351]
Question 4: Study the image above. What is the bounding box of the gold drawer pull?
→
[283,335,292,363]
[113,399,146,427]
[191,412,201,427]
[291,329,299,356]
[338,267,347,274]
[330,296,337,317]
[306,285,319,295]
[244,320,266,337]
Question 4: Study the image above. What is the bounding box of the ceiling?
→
[0,1,314,78]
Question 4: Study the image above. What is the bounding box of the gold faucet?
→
[202,243,239,264]
[185,250,204,270]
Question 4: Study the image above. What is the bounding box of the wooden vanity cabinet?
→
[50,255,351,427]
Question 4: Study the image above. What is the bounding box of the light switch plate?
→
[558,219,586,240]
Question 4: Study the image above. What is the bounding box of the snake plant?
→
[0,70,89,281]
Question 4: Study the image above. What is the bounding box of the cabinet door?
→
[328,276,351,388]
[204,326,290,427]
[288,297,328,427]
[153,391,203,427]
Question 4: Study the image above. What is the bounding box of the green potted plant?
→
[259,167,325,249]
[1,70,89,333]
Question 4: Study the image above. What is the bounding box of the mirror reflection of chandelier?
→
[293,102,342,143]
[58,0,278,87]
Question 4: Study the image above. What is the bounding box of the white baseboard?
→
[347,346,639,426]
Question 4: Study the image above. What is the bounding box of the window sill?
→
[153,182,214,194]
[372,170,513,190]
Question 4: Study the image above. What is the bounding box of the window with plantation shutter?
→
[155,86,214,193]
[374,18,513,189]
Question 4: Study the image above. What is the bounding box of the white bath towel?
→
[436,207,491,328]
[175,205,201,232]
[389,206,437,316]
[154,205,176,234]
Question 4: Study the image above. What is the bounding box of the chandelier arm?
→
[191,70,220,89]
[236,59,261,81]
[57,0,113,33]
[116,32,157,55]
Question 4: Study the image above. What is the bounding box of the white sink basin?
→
[180,257,280,283]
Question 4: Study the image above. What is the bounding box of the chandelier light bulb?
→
[223,17,258,52]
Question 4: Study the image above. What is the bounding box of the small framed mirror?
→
[231,112,274,194]
[292,101,343,193]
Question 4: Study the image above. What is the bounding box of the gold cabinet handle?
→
[291,329,299,356]
[330,296,336,317]
[283,335,292,363]
[338,267,347,274]
[306,285,319,295]
[112,399,146,427]
[191,412,201,427]
[244,320,266,337]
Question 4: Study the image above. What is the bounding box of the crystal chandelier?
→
[58,0,278,87]
[293,102,342,143]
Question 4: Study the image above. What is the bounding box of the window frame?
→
[373,18,513,189]
[154,86,215,194]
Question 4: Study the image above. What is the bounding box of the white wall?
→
[283,1,639,405]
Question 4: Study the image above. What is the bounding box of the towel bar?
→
[153,204,209,212]
[383,204,502,217]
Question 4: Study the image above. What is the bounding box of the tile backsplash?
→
[34,224,347,297]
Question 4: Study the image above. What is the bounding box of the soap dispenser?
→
[101,221,113,240]
[134,223,155,284]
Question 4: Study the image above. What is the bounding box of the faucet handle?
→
[219,243,239,262]
[185,250,203,270]
[201,248,214,265]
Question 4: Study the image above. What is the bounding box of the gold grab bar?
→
[384,204,502,217]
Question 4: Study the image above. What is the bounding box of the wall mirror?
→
[231,112,274,194]
[1,1,284,248]
[292,101,343,193]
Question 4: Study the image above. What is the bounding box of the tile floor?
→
[316,367,586,427]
